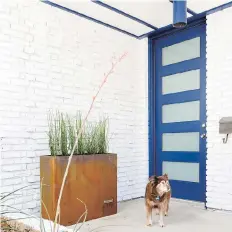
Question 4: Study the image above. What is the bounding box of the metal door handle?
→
[200,133,206,139]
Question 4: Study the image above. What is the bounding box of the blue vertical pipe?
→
[172,0,187,28]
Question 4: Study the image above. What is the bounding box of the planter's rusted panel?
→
[40,156,56,220]
[40,154,117,226]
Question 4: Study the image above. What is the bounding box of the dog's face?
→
[159,173,171,192]
[156,179,169,196]
[149,174,170,197]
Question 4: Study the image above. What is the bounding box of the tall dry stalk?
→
[53,52,128,232]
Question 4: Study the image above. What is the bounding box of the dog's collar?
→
[151,193,161,201]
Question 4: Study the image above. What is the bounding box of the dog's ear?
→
[154,176,159,184]
[163,174,169,183]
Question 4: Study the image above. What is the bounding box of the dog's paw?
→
[146,223,152,227]
[164,212,168,216]
[159,222,165,227]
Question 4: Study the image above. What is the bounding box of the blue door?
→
[155,24,206,202]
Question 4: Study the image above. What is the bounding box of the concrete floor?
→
[69,198,232,232]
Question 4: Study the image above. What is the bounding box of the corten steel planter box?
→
[40,154,117,226]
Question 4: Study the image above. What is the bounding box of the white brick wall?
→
[0,0,148,214]
[206,8,232,211]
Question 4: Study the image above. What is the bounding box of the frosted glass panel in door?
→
[162,101,200,123]
[162,37,200,66]
[162,132,199,152]
[162,69,200,95]
[163,162,199,183]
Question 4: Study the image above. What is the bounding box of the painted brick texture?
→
[0,0,148,214]
[206,8,232,211]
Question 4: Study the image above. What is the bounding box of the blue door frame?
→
[148,19,206,203]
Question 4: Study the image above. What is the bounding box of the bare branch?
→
[73,198,88,232]
[53,52,128,232]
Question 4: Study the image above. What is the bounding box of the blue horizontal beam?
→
[92,0,158,30]
[206,0,232,15]
[187,8,197,16]
[41,0,139,39]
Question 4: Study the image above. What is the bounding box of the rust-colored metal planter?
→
[40,154,117,226]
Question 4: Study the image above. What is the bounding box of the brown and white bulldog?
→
[145,174,171,227]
